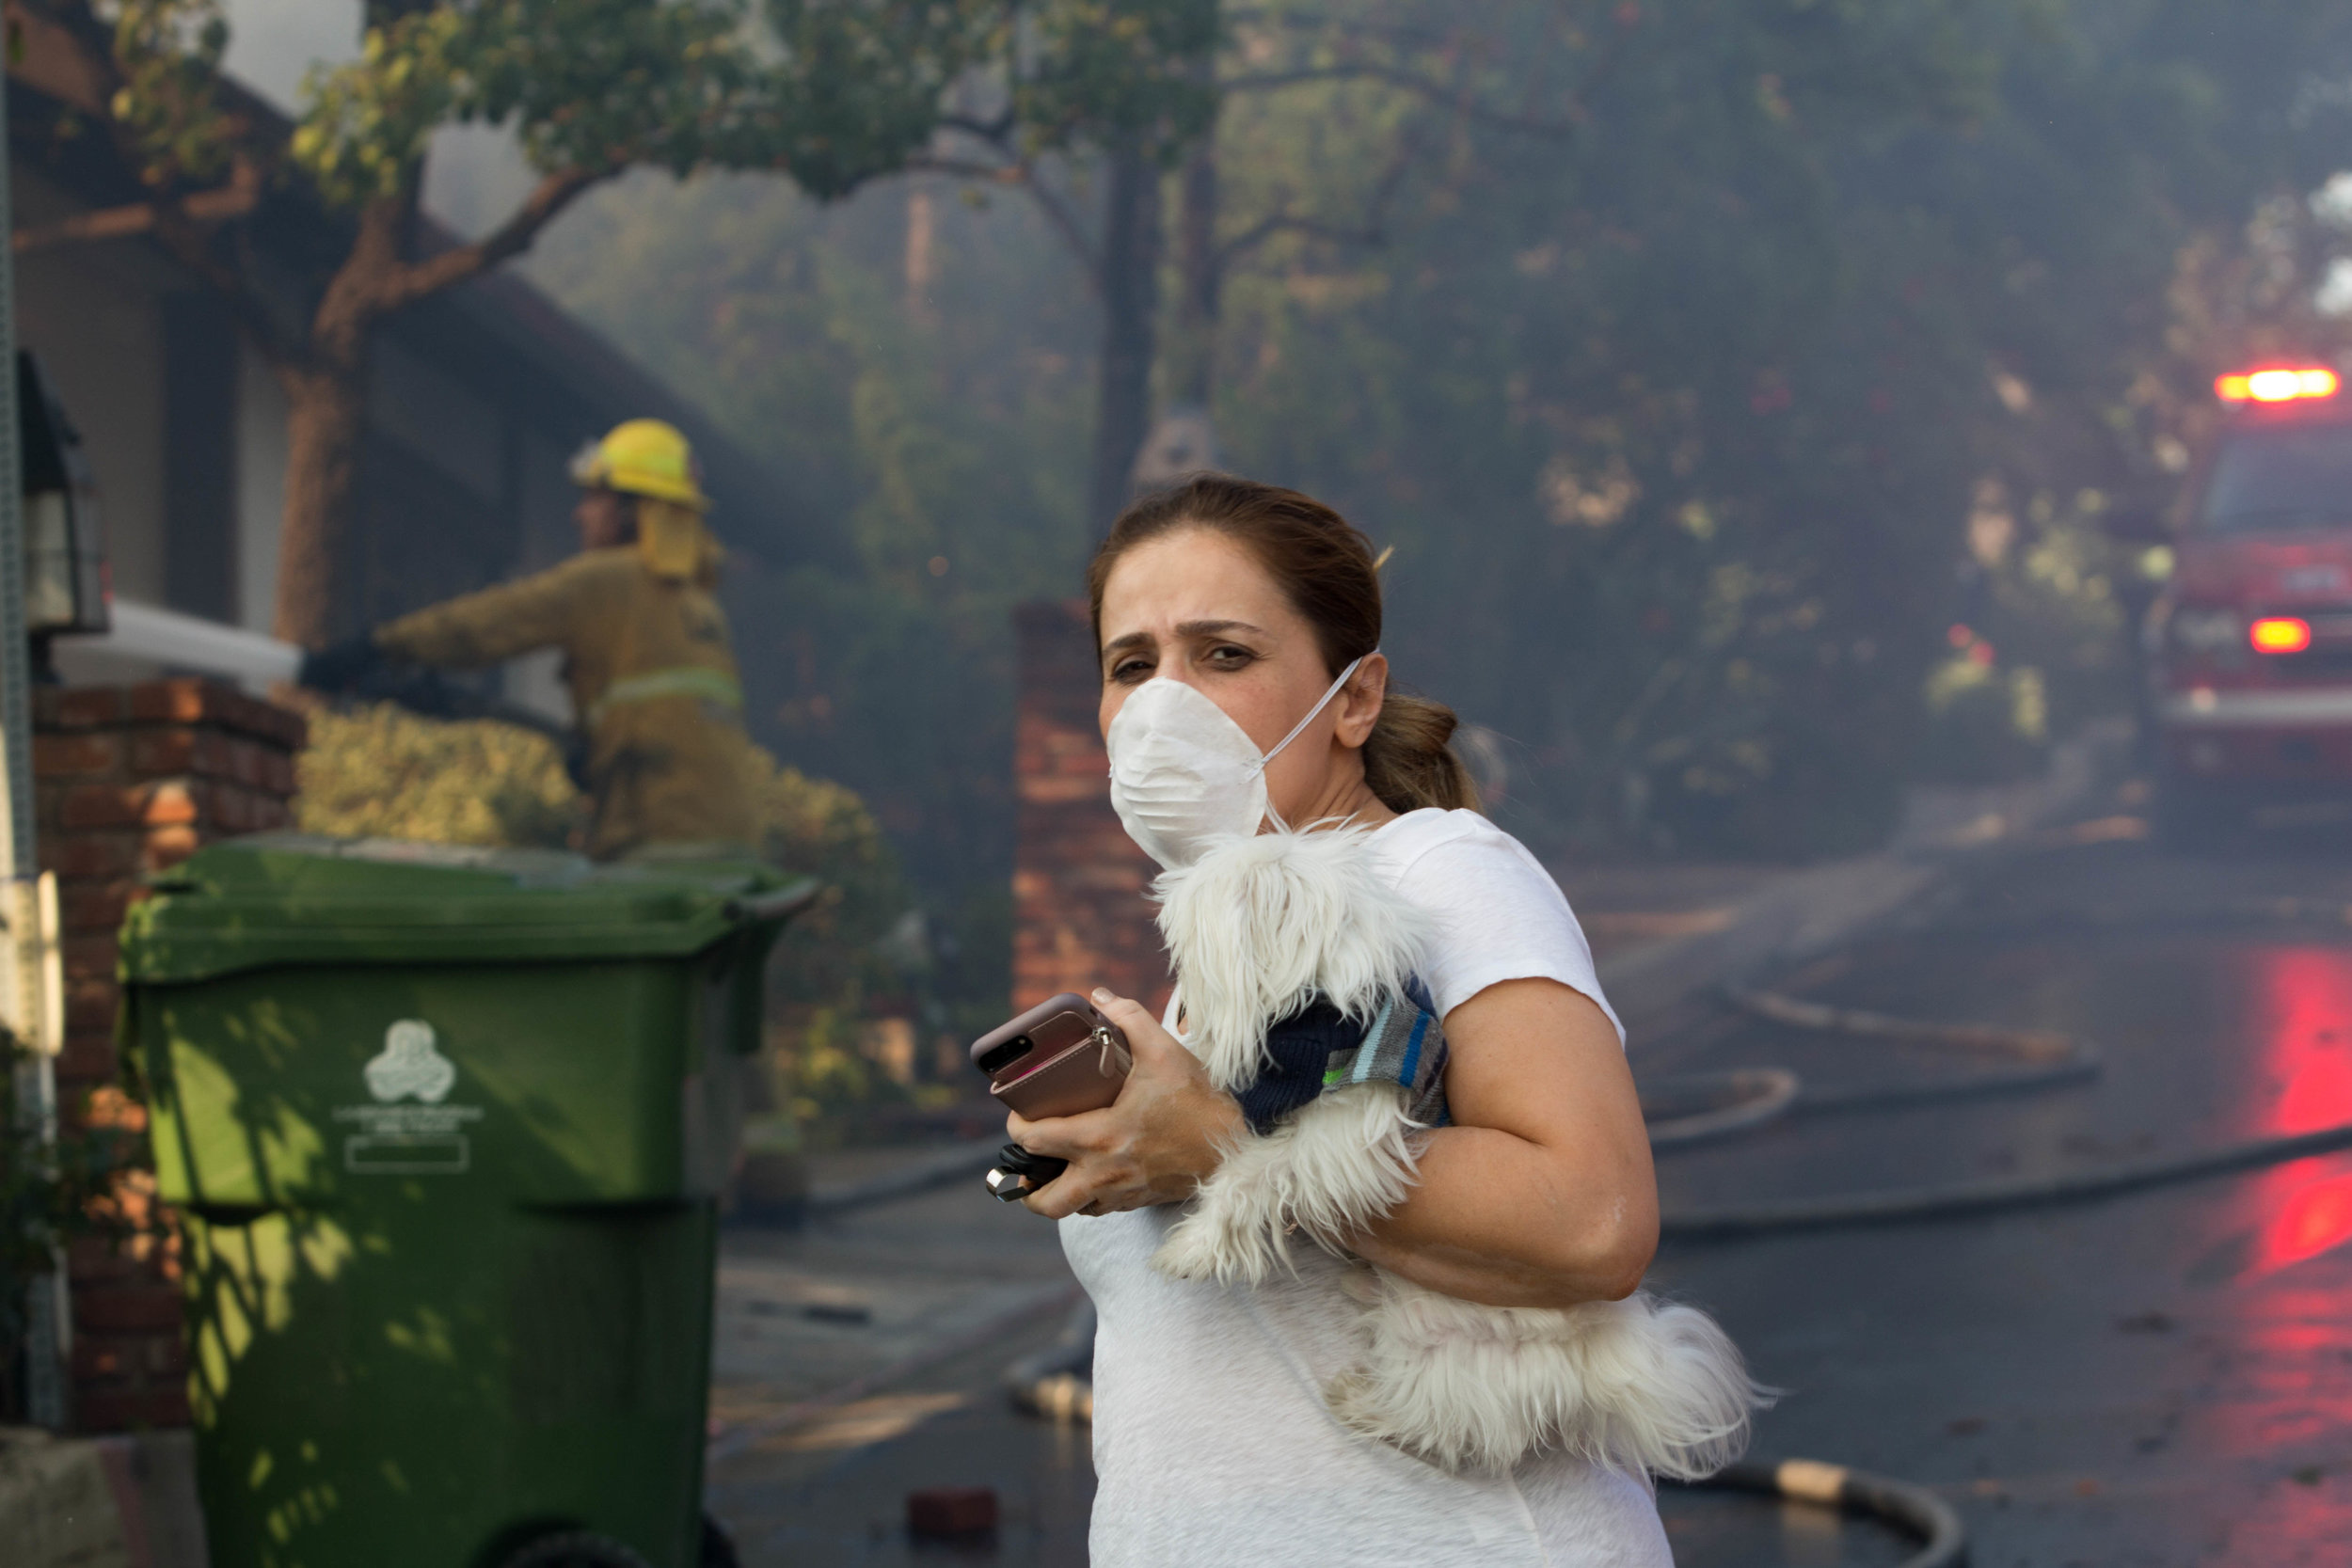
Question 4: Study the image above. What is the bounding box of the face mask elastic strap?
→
[1254,653,1374,836]
[1253,653,1373,777]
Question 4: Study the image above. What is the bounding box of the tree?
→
[523,0,2352,1014]
[927,0,1621,528]
[1167,0,1604,446]
[913,0,1218,525]
[20,0,992,646]
[1200,0,2352,849]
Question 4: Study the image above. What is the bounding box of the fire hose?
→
[1003,1302,1963,1568]
[1662,1458,1965,1568]
[1645,980,2352,1238]
[1003,912,2352,1561]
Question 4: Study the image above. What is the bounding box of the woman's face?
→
[1096,527,1385,827]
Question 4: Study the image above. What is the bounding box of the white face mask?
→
[1105,655,1371,869]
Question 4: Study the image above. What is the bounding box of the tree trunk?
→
[1168,141,1219,409]
[272,195,407,648]
[1087,142,1166,534]
[905,185,938,327]
[271,359,369,649]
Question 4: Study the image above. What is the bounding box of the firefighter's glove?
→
[298,635,384,694]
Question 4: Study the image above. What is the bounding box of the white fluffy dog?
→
[1148,827,1762,1477]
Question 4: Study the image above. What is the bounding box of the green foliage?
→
[1196,0,2352,852]
[294,709,914,982]
[294,703,583,847]
[0,1050,134,1401]
[100,1,1011,211]
[756,0,1005,198]
[1918,656,2049,784]
[98,0,236,185]
[746,745,915,1009]
[998,0,1219,157]
[534,0,2352,942]
[742,750,931,1132]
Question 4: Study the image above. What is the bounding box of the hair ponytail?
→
[1091,474,1479,816]
[1363,690,1479,814]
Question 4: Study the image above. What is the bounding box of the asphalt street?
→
[707,812,2352,1565]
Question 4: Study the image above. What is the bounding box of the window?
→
[2201,423,2352,533]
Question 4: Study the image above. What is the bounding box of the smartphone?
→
[971,992,1132,1121]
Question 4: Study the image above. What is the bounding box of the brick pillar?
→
[1010,600,1169,1016]
[33,679,307,1432]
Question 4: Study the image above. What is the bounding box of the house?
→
[1,7,842,1437]
[4,4,840,707]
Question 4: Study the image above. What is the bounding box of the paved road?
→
[1647,822,2352,1567]
[708,816,2352,1565]
[704,1171,1092,1565]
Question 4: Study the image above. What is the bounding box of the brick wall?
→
[34,679,307,1432]
[1010,600,1169,1016]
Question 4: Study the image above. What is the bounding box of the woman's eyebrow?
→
[1101,619,1268,663]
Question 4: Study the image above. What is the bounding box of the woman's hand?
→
[1006,989,1246,1220]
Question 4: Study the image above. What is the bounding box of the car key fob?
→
[986,1142,1069,1202]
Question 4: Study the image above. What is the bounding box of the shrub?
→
[294,704,580,847]
[0,1043,133,1419]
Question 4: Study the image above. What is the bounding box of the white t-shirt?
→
[1060,808,1667,1568]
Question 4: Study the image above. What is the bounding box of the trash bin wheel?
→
[701,1513,741,1568]
[497,1531,657,1568]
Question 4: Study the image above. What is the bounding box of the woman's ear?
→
[1336,654,1389,748]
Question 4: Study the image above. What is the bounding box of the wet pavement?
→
[708,1181,1073,1430]
[707,815,2352,1565]
[704,1178,1091,1566]
[1643,826,2352,1567]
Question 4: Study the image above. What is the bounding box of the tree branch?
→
[940,108,1017,143]
[1011,171,1101,282]
[371,166,606,314]
[1216,212,1380,266]
[11,158,261,253]
[11,6,307,358]
[1214,135,1416,270]
[907,150,1103,285]
[917,112,1107,283]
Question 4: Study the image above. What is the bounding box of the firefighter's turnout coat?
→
[374,546,756,861]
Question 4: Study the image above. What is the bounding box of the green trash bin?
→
[117,833,816,1568]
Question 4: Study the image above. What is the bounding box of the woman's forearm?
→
[1354,1125,1658,1309]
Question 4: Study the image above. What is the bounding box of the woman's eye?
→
[1109,657,1153,683]
[1205,644,1254,669]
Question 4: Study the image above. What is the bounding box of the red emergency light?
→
[2251,616,2314,655]
[2217,366,2341,404]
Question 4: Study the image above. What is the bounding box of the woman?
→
[1010,475,1713,1565]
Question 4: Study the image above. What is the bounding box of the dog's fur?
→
[1149,827,1761,1478]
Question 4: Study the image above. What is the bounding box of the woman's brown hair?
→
[1087,474,1478,814]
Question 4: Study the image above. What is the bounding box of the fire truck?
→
[2141,363,2352,842]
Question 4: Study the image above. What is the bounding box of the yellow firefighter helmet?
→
[569,419,710,512]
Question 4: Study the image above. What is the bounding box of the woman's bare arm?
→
[1009,978,1657,1310]
[1350,977,1657,1308]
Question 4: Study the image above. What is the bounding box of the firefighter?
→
[300,419,758,861]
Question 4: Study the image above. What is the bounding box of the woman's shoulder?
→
[1368,807,1557,890]
[1364,808,1618,1035]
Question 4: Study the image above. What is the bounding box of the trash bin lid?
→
[119,832,814,982]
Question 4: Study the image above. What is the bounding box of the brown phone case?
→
[971,991,1131,1121]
